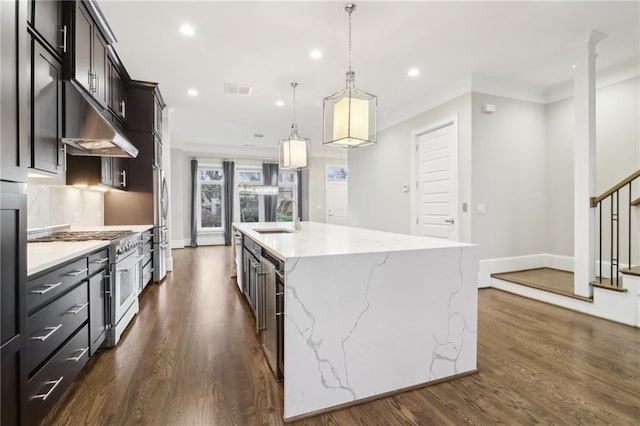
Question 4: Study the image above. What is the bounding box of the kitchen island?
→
[232,222,478,421]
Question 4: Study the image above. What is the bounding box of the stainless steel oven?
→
[107,233,142,346]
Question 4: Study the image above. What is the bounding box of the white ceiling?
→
[100,1,639,156]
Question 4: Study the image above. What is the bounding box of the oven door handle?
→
[117,255,143,273]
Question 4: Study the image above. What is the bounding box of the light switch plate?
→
[477,204,486,214]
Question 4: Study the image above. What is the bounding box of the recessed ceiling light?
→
[408,67,420,78]
[179,24,195,36]
[187,89,198,96]
[572,64,576,69]
[275,100,285,107]
[309,49,322,60]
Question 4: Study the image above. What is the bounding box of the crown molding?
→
[545,58,640,104]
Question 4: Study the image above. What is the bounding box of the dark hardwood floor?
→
[44,247,640,425]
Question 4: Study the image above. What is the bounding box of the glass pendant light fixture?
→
[323,3,377,148]
[279,82,310,170]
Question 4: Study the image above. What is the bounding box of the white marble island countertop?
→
[233,221,479,421]
[28,240,110,277]
[233,221,473,260]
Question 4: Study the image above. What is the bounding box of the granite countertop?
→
[28,240,110,277]
[232,221,473,260]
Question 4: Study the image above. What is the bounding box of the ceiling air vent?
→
[224,82,253,96]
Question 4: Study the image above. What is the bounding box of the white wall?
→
[471,93,548,260]
[27,176,105,229]
[545,77,640,259]
[170,148,185,248]
[349,94,472,239]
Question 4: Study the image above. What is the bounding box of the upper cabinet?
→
[31,40,64,174]
[72,1,108,107]
[107,49,129,124]
[29,0,65,57]
[1,0,29,183]
[128,81,166,138]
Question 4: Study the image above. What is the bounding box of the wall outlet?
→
[402,184,409,193]
[462,202,468,212]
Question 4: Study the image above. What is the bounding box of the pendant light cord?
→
[291,82,298,132]
[348,7,352,74]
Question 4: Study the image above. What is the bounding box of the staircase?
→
[590,169,640,290]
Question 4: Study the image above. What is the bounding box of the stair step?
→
[590,277,628,292]
[619,266,640,277]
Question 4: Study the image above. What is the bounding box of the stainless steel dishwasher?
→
[259,250,283,380]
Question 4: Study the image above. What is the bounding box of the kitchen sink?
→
[253,228,295,234]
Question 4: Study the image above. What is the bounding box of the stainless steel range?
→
[30,229,143,347]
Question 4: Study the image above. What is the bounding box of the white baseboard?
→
[171,239,185,249]
[166,255,174,272]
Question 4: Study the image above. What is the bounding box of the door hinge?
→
[415,180,418,189]
[416,217,419,225]
[415,144,418,152]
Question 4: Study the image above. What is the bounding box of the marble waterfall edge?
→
[283,246,478,419]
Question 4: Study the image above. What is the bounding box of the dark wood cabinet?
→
[127,81,165,138]
[1,0,29,184]
[73,1,92,94]
[72,1,108,107]
[31,40,64,174]
[0,185,28,426]
[108,55,128,123]
[66,156,128,190]
[29,0,65,56]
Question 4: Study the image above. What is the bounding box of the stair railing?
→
[590,169,640,287]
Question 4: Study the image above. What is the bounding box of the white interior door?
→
[326,181,348,225]
[417,124,458,239]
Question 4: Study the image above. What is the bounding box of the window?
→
[198,168,223,230]
[327,166,348,181]
[238,169,263,222]
[277,171,297,222]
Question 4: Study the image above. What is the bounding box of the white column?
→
[574,30,606,297]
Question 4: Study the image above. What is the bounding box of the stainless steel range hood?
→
[62,82,139,158]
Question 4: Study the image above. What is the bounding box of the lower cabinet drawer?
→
[27,282,89,373]
[25,324,89,426]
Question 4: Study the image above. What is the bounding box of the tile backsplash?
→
[27,178,104,229]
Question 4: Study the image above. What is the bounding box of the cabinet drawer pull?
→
[29,282,62,295]
[31,324,62,341]
[120,100,126,118]
[120,170,127,187]
[276,292,284,297]
[67,347,89,362]
[65,268,88,277]
[65,302,89,315]
[32,377,63,401]
[91,257,109,265]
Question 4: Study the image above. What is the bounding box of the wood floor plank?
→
[43,247,640,425]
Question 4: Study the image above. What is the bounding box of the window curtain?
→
[263,162,278,222]
[190,159,198,247]
[297,169,304,221]
[223,160,234,246]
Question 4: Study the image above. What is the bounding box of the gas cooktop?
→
[30,230,133,242]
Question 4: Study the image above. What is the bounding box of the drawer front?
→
[88,249,110,276]
[27,282,89,373]
[28,258,88,313]
[25,324,89,426]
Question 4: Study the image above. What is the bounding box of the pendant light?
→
[279,82,310,170]
[323,3,377,148]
